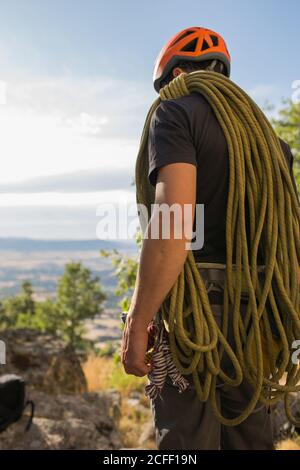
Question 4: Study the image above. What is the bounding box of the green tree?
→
[101,232,141,312]
[19,281,35,315]
[56,262,106,345]
[1,280,35,328]
[271,100,300,191]
[0,264,106,349]
[29,299,60,335]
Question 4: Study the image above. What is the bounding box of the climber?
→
[121,27,300,450]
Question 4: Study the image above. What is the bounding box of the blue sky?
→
[0,0,298,239]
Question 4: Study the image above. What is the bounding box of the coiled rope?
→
[135,70,300,426]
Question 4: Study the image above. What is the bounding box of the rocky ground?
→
[0,329,122,450]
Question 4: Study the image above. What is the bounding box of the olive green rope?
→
[135,70,300,426]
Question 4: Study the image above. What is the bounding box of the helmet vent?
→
[181,38,198,52]
[201,39,210,51]
[210,35,219,47]
[171,30,195,46]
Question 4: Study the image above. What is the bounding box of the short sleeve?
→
[147,100,197,187]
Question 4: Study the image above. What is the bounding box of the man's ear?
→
[172,67,184,78]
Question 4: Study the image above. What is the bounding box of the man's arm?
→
[121,162,197,376]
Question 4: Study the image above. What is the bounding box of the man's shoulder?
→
[151,92,209,126]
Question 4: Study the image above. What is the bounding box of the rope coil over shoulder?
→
[135,70,300,426]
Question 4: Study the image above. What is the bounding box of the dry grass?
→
[83,355,147,396]
[83,355,154,449]
[118,399,156,449]
[83,355,112,391]
[277,439,300,450]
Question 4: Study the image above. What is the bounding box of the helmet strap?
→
[206,59,224,74]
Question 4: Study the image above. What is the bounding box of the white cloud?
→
[0,190,135,207]
[0,74,154,186]
[247,84,280,105]
[0,107,139,183]
[6,75,154,138]
[0,74,154,238]
[63,112,109,136]
[0,168,134,193]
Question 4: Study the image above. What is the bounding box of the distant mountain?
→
[0,237,136,252]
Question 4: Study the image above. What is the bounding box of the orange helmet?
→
[153,27,231,92]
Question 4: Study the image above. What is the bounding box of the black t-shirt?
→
[148,92,299,263]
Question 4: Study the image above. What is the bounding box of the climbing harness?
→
[135,70,300,426]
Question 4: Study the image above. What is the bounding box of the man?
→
[121,27,299,450]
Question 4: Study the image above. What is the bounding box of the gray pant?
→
[151,267,274,450]
[151,376,274,450]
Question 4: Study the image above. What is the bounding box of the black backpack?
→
[0,374,34,433]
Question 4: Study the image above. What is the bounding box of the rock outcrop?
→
[0,390,121,450]
[0,329,122,450]
[0,329,87,394]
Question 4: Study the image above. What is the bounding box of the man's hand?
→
[121,315,151,377]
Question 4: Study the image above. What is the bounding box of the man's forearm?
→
[129,232,189,328]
